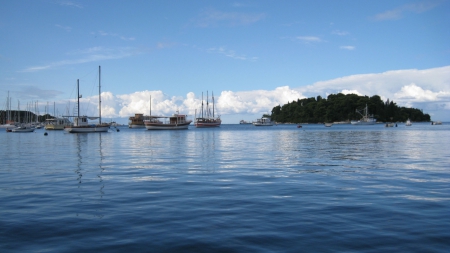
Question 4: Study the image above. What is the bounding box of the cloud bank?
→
[57,66,450,123]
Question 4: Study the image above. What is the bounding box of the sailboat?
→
[1,91,18,129]
[64,66,109,133]
[194,91,221,127]
[405,118,412,126]
[11,100,35,132]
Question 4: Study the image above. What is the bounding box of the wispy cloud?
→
[371,1,440,21]
[194,8,266,27]
[332,30,349,36]
[20,47,139,72]
[91,31,135,41]
[340,46,355,50]
[295,36,323,43]
[207,47,258,61]
[57,1,83,8]
[55,24,72,32]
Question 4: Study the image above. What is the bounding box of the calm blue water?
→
[1,123,449,252]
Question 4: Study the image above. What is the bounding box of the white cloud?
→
[58,1,82,8]
[295,36,322,43]
[395,83,450,101]
[296,66,450,118]
[20,47,140,72]
[332,30,349,36]
[91,31,135,41]
[54,66,450,123]
[372,1,440,21]
[55,24,72,32]
[207,47,258,61]
[340,46,355,50]
[194,8,266,27]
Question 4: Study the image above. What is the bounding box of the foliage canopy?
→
[271,93,430,123]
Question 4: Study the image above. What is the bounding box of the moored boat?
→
[128,113,147,128]
[144,112,192,130]
[64,66,109,133]
[253,117,274,126]
[239,120,252,124]
[0,91,17,129]
[195,91,221,128]
[45,117,71,130]
[351,104,376,125]
[12,126,35,132]
[405,118,412,126]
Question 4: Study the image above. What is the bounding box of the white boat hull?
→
[12,127,35,132]
[64,126,109,133]
[128,124,145,128]
[253,123,273,126]
[350,120,375,125]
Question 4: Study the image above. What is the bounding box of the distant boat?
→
[405,119,412,126]
[351,104,376,125]
[239,120,252,124]
[144,112,192,130]
[195,91,221,128]
[324,123,333,127]
[297,124,302,128]
[12,126,35,133]
[431,121,442,125]
[253,117,274,126]
[385,123,396,127]
[0,91,17,129]
[64,66,109,133]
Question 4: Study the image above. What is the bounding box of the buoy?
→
[44,132,48,136]
[116,129,120,132]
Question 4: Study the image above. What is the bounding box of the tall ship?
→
[64,66,109,133]
[351,104,376,125]
[195,91,221,127]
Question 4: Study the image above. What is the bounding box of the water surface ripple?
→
[1,123,449,252]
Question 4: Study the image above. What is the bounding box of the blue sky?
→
[1,0,449,124]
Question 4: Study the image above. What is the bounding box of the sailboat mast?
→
[99,65,102,124]
[206,91,209,118]
[201,92,204,118]
[212,91,215,118]
[77,79,80,118]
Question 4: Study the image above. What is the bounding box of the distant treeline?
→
[0,110,55,124]
[270,93,430,123]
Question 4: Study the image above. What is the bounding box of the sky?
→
[1,0,449,124]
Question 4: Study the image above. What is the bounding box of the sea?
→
[1,122,449,253]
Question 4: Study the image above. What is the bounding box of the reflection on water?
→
[72,133,106,218]
[1,123,449,252]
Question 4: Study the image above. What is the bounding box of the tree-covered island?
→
[270,93,430,124]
